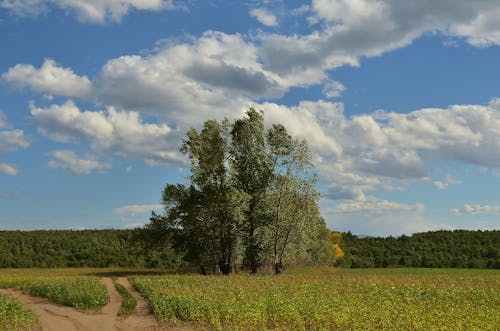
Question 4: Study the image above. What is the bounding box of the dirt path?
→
[0,277,182,331]
[117,277,164,331]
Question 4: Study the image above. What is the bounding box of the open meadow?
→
[0,267,497,330]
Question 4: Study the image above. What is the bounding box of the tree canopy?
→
[145,109,333,274]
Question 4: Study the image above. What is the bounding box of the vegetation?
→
[131,267,499,330]
[0,294,37,330]
[0,274,108,310]
[144,109,333,274]
[336,230,500,268]
[0,229,497,270]
[112,278,137,317]
[0,229,182,269]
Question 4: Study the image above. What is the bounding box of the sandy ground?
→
[0,277,191,331]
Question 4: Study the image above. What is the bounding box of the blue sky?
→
[1,0,500,236]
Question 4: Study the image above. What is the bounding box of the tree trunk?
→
[274,261,283,274]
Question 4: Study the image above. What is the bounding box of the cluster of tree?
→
[144,109,333,274]
[0,230,183,269]
[336,230,500,268]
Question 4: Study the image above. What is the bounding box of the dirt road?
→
[0,277,182,331]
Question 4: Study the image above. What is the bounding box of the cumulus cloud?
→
[451,204,500,215]
[249,7,278,27]
[48,150,111,174]
[114,204,163,216]
[0,163,20,176]
[0,0,178,23]
[30,100,182,165]
[2,59,93,98]
[253,98,500,206]
[259,0,500,89]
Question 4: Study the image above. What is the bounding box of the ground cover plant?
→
[0,294,37,330]
[132,267,500,330]
[0,271,108,310]
[112,277,137,316]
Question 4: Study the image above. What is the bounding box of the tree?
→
[263,125,325,273]
[144,109,334,274]
[230,109,273,273]
[179,119,249,274]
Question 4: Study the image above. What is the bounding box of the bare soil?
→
[0,277,192,331]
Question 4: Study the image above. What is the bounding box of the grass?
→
[0,274,108,310]
[112,277,137,317]
[131,267,500,330]
[0,294,37,330]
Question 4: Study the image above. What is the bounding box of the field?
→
[0,267,498,330]
[132,268,500,330]
[0,269,108,310]
[0,294,37,330]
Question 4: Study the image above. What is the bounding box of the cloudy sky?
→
[1,0,500,236]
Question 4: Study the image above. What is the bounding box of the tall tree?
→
[156,119,249,274]
[264,125,325,273]
[230,109,273,273]
[145,109,334,274]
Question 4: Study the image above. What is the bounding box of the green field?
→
[0,267,498,330]
[0,269,110,310]
[132,267,500,330]
[0,294,37,330]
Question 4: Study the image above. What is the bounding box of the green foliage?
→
[131,267,500,330]
[147,109,332,274]
[0,275,108,310]
[0,294,37,330]
[0,229,183,269]
[112,278,137,317]
[336,230,500,268]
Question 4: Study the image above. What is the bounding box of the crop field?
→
[0,269,109,310]
[0,294,37,330]
[0,267,498,330]
[132,267,500,330]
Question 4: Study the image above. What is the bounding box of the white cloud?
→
[433,175,462,190]
[258,0,500,88]
[249,7,278,27]
[449,7,500,47]
[2,59,93,98]
[323,196,446,236]
[0,163,20,176]
[48,150,111,174]
[255,98,500,207]
[114,204,163,216]
[333,196,425,214]
[125,166,133,173]
[0,132,29,152]
[0,120,29,153]
[30,100,182,165]
[95,31,283,121]
[290,4,310,17]
[322,80,345,98]
[0,0,178,24]
[451,204,500,215]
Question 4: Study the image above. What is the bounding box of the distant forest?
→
[336,230,499,269]
[0,230,183,269]
[0,229,498,269]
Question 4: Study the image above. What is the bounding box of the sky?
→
[1,0,500,236]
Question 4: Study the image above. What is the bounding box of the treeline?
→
[336,230,500,268]
[0,230,182,268]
